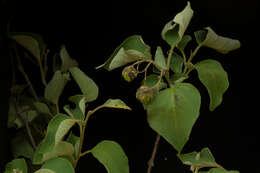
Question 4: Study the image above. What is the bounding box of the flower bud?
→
[122,66,138,82]
[136,85,154,104]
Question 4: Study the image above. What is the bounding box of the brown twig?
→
[147,134,161,173]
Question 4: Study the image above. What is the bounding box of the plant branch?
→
[80,150,92,157]
[13,44,39,102]
[38,58,47,87]
[75,110,93,167]
[13,97,37,150]
[186,45,201,65]
[147,134,161,173]
[166,45,176,70]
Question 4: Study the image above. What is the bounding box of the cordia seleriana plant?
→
[4,2,240,173]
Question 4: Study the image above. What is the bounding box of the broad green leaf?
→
[4,158,27,173]
[14,109,38,129]
[208,168,239,173]
[194,27,241,54]
[200,148,217,165]
[40,158,75,173]
[161,2,193,46]
[33,102,52,117]
[64,95,86,121]
[170,73,188,84]
[142,74,167,90]
[33,141,74,164]
[33,114,79,157]
[8,97,38,128]
[35,169,55,173]
[177,35,192,51]
[154,46,167,70]
[11,134,34,160]
[45,71,70,105]
[67,132,80,159]
[96,99,131,111]
[69,67,99,102]
[147,83,201,152]
[91,140,129,173]
[178,151,201,166]
[170,52,183,73]
[178,148,218,169]
[195,59,229,111]
[60,45,78,72]
[96,35,151,71]
[10,84,27,95]
[9,32,45,61]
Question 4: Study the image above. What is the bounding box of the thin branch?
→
[147,134,161,173]
[80,150,92,157]
[13,97,37,150]
[13,44,39,101]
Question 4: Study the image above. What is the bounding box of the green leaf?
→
[14,109,38,129]
[35,169,56,173]
[96,35,151,71]
[60,45,78,72]
[195,59,229,111]
[170,52,184,73]
[147,83,201,152]
[101,99,131,110]
[194,30,208,44]
[10,84,28,95]
[8,97,38,129]
[45,71,70,105]
[64,95,86,121]
[33,114,79,161]
[208,168,239,173]
[4,158,27,173]
[95,99,131,112]
[161,2,193,46]
[200,148,217,165]
[11,134,34,160]
[33,141,74,164]
[142,74,167,89]
[8,32,45,61]
[33,102,52,117]
[69,67,99,102]
[66,132,80,160]
[178,147,219,169]
[194,27,241,54]
[170,73,188,84]
[40,158,75,173]
[91,140,129,173]
[154,46,167,70]
[177,35,192,51]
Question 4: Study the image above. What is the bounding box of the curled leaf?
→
[60,45,78,72]
[194,27,241,54]
[96,35,151,71]
[161,2,193,46]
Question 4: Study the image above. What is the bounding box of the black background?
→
[0,0,258,172]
